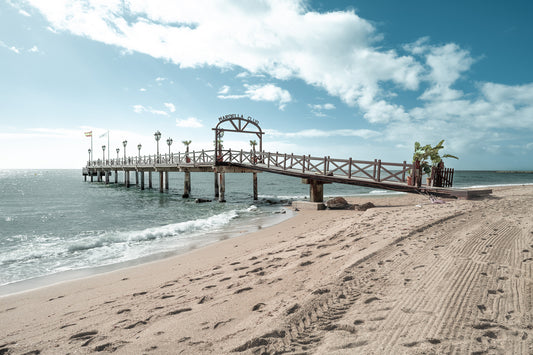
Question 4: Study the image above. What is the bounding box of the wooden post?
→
[115,170,118,184]
[402,161,406,182]
[373,159,377,180]
[135,171,139,186]
[377,160,382,182]
[159,172,164,193]
[214,172,219,198]
[148,171,152,189]
[253,172,258,200]
[183,171,191,198]
[90,173,93,182]
[140,171,145,190]
[126,171,130,188]
[165,171,169,190]
[348,158,352,178]
[309,180,324,203]
[218,172,226,202]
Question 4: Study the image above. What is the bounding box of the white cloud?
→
[218,83,291,110]
[133,104,146,113]
[24,0,419,112]
[176,117,203,128]
[29,45,39,53]
[218,85,230,94]
[133,104,171,115]
[164,102,176,112]
[309,103,336,117]
[19,9,31,17]
[265,128,380,139]
[139,88,146,92]
[19,0,533,160]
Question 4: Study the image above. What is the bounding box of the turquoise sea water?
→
[0,169,531,293]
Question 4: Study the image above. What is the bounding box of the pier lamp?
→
[137,144,142,160]
[122,140,127,161]
[116,148,120,161]
[102,145,106,163]
[154,130,161,162]
[88,148,91,163]
[166,138,173,162]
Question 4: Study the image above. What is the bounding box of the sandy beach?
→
[1,185,533,354]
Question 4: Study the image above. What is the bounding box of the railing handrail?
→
[86,149,411,184]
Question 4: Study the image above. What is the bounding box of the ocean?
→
[1,169,531,294]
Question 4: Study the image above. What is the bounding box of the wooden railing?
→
[87,149,413,185]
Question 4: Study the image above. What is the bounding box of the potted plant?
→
[182,140,191,163]
[250,140,257,164]
[412,140,458,186]
[214,133,224,162]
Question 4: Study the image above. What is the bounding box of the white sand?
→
[1,186,532,354]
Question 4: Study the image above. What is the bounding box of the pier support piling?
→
[214,172,219,198]
[253,172,258,200]
[125,171,130,188]
[218,172,226,202]
[140,172,145,190]
[105,171,109,184]
[114,170,118,184]
[164,172,169,190]
[159,172,164,193]
[183,171,191,198]
[135,171,139,186]
[148,172,152,189]
[302,178,329,203]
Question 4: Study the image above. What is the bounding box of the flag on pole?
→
[84,131,92,137]
[99,131,108,138]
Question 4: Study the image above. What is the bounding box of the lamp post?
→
[116,148,120,161]
[137,144,142,162]
[88,148,91,164]
[154,130,161,162]
[102,145,106,163]
[122,140,127,162]
[166,138,173,162]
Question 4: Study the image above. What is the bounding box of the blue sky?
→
[1,0,532,169]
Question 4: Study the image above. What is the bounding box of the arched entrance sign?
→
[213,114,264,161]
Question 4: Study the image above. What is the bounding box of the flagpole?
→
[107,130,110,161]
[91,135,93,161]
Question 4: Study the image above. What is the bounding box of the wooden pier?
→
[83,115,492,202]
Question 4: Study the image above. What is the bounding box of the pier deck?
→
[83,149,491,201]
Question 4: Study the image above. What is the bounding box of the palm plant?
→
[182,140,191,153]
[413,140,458,175]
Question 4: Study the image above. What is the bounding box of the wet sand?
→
[1,185,532,354]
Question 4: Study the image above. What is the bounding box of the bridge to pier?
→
[83,114,491,202]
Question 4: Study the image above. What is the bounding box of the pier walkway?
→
[83,148,490,202]
[83,114,491,202]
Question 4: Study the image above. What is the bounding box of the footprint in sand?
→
[252,303,265,311]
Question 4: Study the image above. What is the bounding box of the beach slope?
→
[1,186,532,354]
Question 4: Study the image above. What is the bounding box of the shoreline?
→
[0,191,405,297]
[1,186,532,354]
[0,205,296,297]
